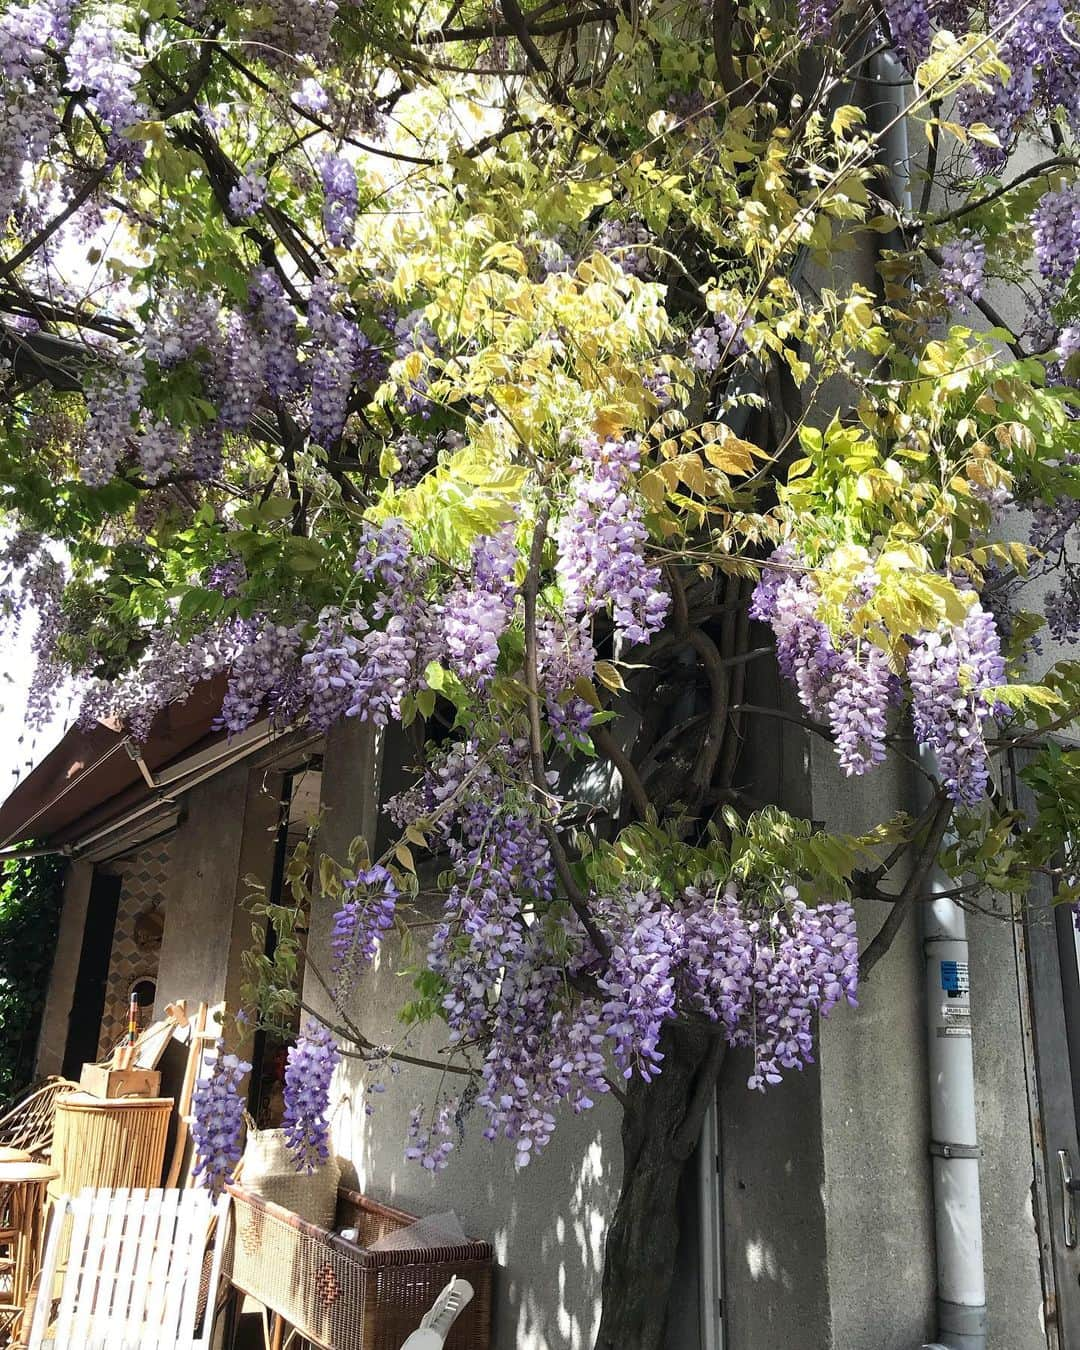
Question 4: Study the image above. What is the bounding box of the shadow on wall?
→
[326,961,620,1350]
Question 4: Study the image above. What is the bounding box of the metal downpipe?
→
[866,48,990,1349]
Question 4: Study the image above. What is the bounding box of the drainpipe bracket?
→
[929,1139,982,1160]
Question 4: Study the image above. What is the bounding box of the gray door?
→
[1012,763,1080,1348]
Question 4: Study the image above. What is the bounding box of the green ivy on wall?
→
[0,852,65,1103]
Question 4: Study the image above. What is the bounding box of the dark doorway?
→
[61,870,121,1077]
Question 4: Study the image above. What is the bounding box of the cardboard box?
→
[79,1063,162,1100]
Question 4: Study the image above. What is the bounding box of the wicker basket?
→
[226,1184,493,1350]
[240,1127,340,1228]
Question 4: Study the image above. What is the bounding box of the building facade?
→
[2,658,1075,1349]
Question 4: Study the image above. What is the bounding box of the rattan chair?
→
[0,1080,78,1159]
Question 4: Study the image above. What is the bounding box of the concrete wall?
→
[154,758,280,1018]
[305,720,621,1350]
[35,857,93,1077]
[811,742,937,1350]
[715,653,1046,1350]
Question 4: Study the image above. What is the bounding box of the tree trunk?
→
[593,1023,725,1350]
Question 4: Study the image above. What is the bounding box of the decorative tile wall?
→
[96,840,172,1059]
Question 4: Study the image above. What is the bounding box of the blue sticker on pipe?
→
[940,960,969,995]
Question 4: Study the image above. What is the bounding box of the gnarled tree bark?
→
[594,1023,726,1350]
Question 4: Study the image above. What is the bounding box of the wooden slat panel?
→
[175,1191,213,1347]
[143,1187,181,1350]
[71,1188,112,1346]
[30,1187,226,1350]
[26,1196,70,1350]
[112,1187,155,1336]
[93,1188,129,1330]
[159,1186,199,1344]
[52,1191,94,1348]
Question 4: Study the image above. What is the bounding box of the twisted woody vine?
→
[4,0,1080,1340]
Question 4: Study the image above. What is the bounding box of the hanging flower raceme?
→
[330,864,399,987]
[217,617,305,734]
[908,603,1005,807]
[282,1021,341,1171]
[303,608,363,732]
[751,552,1006,804]
[592,882,858,1095]
[405,1098,457,1172]
[555,436,670,646]
[320,152,358,246]
[191,1045,251,1195]
[438,524,518,687]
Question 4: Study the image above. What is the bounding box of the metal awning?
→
[0,677,228,850]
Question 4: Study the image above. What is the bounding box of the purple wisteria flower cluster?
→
[330,864,399,987]
[78,359,145,485]
[751,555,899,777]
[382,735,859,1172]
[308,277,386,445]
[320,153,358,246]
[939,231,986,311]
[885,0,931,70]
[594,882,858,1092]
[282,1021,341,1171]
[594,218,653,277]
[908,604,1006,807]
[217,618,305,734]
[751,552,1006,805]
[0,529,67,730]
[406,1099,458,1171]
[555,436,670,646]
[798,0,839,40]
[689,301,749,374]
[957,0,1080,170]
[1033,186,1080,297]
[439,525,518,686]
[302,609,363,731]
[191,1045,251,1195]
[537,612,596,748]
[66,14,144,139]
[68,263,387,488]
[228,162,267,218]
[0,1,68,229]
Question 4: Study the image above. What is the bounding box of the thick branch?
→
[858,794,952,980]
[0,167,110,282]
[593,724,652,821]
[671,1037,725,1159]
[929,155,1080,227]
[666,566,732,805]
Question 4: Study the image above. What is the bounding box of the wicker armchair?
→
[0,1079,78,1159]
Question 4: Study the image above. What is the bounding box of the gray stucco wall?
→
[811,742,937,1350]
[969,905,1046,1350]
[305,719,621,1350]
[154,760,251,1014]
[715,658,1046,1350]
[301,639,1048,1350]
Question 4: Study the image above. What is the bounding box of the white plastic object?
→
[399,1276,474,1348]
